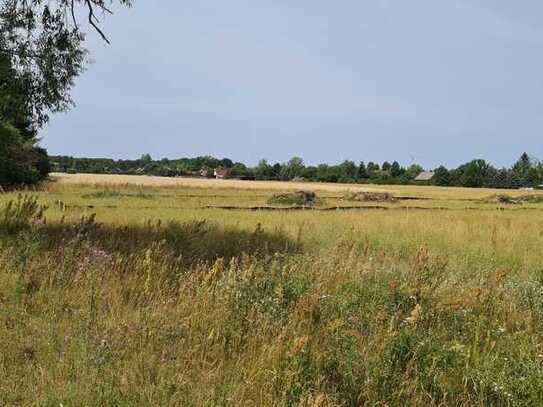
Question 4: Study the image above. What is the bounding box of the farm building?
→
[199,168,211,178]
[414,171,435,184]
[214,168,229,179]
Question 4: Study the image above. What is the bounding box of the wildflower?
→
[293,336,308,351]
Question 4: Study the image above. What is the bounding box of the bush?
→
[0,121,49,187]
[0,195,47,234]
[267,191,319,206]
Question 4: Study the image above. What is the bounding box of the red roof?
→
[214,168,228,178]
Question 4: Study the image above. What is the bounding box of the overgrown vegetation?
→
[81,189,156,200]
[2,183,543,405]
[267,191,320,206]
[484,194,543,205]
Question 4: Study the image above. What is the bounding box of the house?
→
[214,168,229,179]
[199,168,211,178]
[414,171,435,183]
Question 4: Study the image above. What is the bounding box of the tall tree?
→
[281,156,304,180]
[432,166,450,186]
[457,159,491,188]
[0,0,130,186]
[0,52,49,186]
[366,162,380,178]
[390,161,402,177]
[512,152,532,180]
[0,0,132,127]
[339,160,357,180]
[357,161,367,179]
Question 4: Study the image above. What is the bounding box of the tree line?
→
[49,153,543,189]
[2,2,542,191]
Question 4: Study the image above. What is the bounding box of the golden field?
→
[2,174,543,406]
[49,172,542,199]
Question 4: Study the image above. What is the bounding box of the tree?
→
[1,0,132,128]
[0,52,35,138]
[0,122,49,186]
[512,153,531,179]
[381,161,392,172]
[139,154,152,164]
[0,1,130,186]
[219,158,234,168]
[366,162,380,178]
[484,168,522,189]
[271,163,282,180]
[457,159,491,188]
[230,162,248,177]
[300,166,318,180]
[391,161,403,177]
[281,156,304,180]
[256,159,273,180]
[404,164,423,181]
[432,166,450,186]
[0,52,50,186]
[339,160,357,181]
[357,162,367,180]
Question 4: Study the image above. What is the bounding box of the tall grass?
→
[2,190,543,406]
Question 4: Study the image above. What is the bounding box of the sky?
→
[42,0,543,169]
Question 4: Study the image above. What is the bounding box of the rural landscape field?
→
[2,173,543,406]
[3,1,543,406]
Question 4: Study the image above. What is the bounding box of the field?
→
[2,174,543,406]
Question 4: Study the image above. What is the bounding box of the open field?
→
[50,172,543,200]
[2,174,543,406]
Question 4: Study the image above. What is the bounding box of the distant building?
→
[214,168,229,179]
[200,168,211,178]
[414,171,435,183]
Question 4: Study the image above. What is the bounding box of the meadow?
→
[2,174,543,406]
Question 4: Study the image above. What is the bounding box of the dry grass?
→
[51,172,543,200]
[51,173,391,194]
[2,178,543,406]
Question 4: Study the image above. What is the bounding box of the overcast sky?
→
[42,0,543,169]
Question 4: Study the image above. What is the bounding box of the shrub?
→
[268,191,319,206]
[0,121,49,187]
[0,195,47,234]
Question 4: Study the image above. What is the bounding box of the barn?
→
[414,171,435,184]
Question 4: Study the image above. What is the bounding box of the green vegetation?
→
[0,54,50,187]
[2,181,543,405]
[81,189,156,200]
[0,1,131,188]
[49,152,543,190]
[267,191,320,206]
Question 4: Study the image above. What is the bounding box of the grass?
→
[2,175,543,405]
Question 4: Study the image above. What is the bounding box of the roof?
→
[414,171,435,181]
[214,168,228,177]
